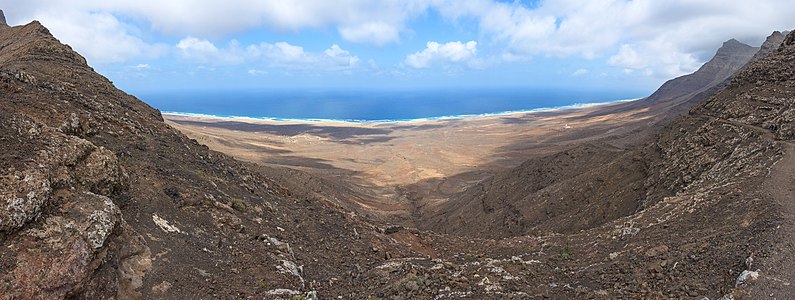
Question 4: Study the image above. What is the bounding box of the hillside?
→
[0,19,424,299]
[1,16,794,299]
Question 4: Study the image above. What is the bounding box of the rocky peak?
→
[781,30,795,50]
[731,30,795,87]
[644,38,757,105]
[0,20,88,72]
[763,31,787,50]
[0,9,6,26]
[718,38,751,52]
[751,30,789,60]
[713,38,757,59]
[704,29,795,139]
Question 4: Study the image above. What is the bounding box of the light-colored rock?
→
[0,190,122,298]
[735,269,760,287]
[153,214,183,234]
[265,288,301,295]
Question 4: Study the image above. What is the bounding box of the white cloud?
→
[175,37,361,72]
[432,0,795,76]
[608,45,644,69]
[247,69,267,76]
[338,22,400,46]
[91,0,427,46]
[176,37,243,65]
[405,41,478,69]
[324,44,362,68]
[23,8,167,64]
[131,64,151,71]
[608,40,700,78]
[571,68,589,76]
[248,42,311,66]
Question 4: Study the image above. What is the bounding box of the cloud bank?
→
[175,37,360,72]
[2,0,795,79]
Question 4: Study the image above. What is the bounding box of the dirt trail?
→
[751,141,795,298]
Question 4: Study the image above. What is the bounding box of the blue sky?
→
[3,0,795,96]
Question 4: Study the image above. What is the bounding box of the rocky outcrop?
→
[0,111,131,298]
[0,113,126,232]
[0,10,6,26]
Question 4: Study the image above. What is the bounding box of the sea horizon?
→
[138,87,648,123]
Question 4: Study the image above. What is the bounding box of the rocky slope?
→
[418,143,649,238]
[2,17,794,299]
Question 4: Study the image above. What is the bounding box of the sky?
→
[2,0,795,95]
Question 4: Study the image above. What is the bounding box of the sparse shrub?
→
[559,243,574,259]
[231,198,247,211]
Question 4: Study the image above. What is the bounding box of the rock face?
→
[0,10,6,26]
[0,112,128,298]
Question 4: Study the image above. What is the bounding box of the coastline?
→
[160,97,641,126]
[164,94,654,197]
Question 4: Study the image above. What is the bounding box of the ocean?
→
[135,88,647,123]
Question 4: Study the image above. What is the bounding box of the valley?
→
[1,9,794,300]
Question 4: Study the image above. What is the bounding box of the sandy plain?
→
[165,100,655,221]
